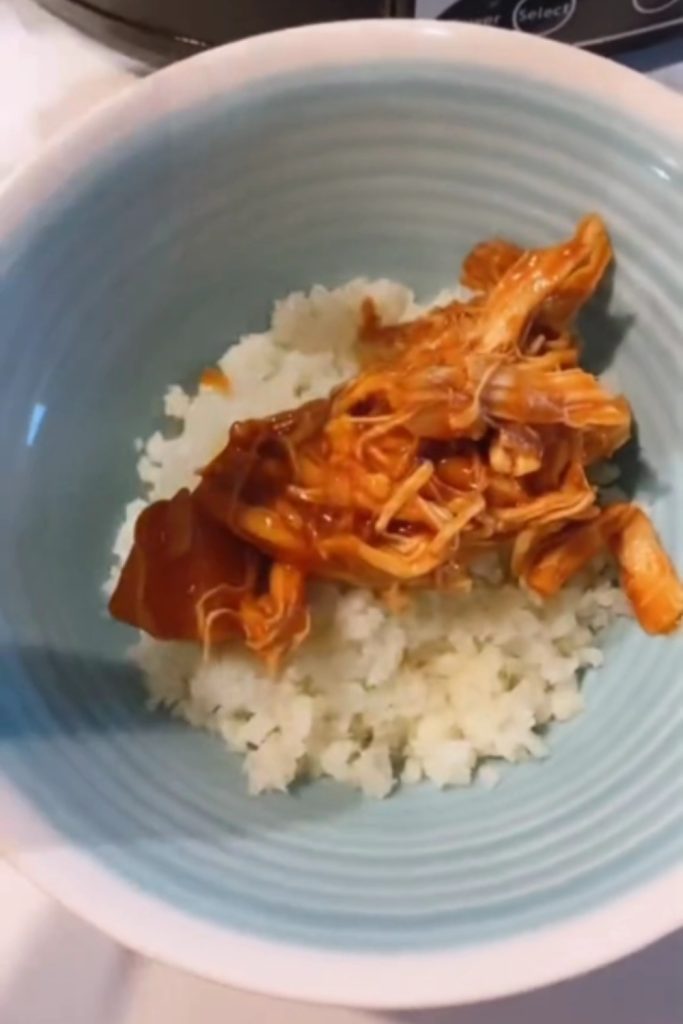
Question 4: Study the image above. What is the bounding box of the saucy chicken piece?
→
[239,562,311,670]
[524,519,606,597]
[108,490,311,662]
[602,504,683,635]
[461,238,523,295]
[109,489,260,644]
[524,503,683,636]
[109,215,682,665]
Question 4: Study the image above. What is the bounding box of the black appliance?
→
[416,0,683,50]
[39,0,683,63]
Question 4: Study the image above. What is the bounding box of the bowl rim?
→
[1,18,682,1009]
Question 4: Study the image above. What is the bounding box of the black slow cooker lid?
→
[39,0,411,62]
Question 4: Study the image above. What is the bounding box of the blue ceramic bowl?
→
[0,21,681,1008]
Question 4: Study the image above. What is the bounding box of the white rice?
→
[109,279,626,798]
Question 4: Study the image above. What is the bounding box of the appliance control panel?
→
[414,0,683,48]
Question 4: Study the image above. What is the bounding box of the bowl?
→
[0,20,681,1009]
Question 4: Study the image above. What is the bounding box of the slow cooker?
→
[39,0,683,62]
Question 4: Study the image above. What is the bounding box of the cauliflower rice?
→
[109,279,626,797]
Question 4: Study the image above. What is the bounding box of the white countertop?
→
[1,2,682,1021]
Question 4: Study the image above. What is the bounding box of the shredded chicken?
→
[109,214,683,664]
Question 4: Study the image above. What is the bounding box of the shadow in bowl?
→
[0,644,363,851]
[611,424,666,503]
[578,270,632,378]
[580,282,664,503]
[0,643,153,740]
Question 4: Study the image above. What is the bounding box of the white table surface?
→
[1,2,682,1021]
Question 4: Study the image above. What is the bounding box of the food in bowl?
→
[107,214,682,796]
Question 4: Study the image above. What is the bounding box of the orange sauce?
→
[200,366,232,395]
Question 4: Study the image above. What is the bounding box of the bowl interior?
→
[0,56,682,962]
